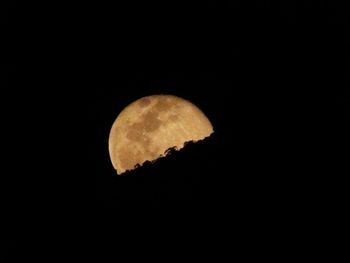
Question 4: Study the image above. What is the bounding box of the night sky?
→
[1,0,348,258]
[90,2,348,206]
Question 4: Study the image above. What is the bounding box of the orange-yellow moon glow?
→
[108,95,214,175]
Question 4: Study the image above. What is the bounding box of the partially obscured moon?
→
[109,95,214,175]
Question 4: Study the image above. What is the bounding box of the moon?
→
[108,95,214,175]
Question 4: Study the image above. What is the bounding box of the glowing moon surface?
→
[108,95,214,175]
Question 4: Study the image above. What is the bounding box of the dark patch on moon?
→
[126,124,151,145]
[169,114,179,122]
[125,128,139,141]
[123,109,165,169]
[138,97,151,107]
[143,111,162,132]
[155,98,173,111]
[126,111,161,141]
[120,97,182,170]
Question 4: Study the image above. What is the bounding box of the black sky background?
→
[89,2,348,207]
[1,0,349,259]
